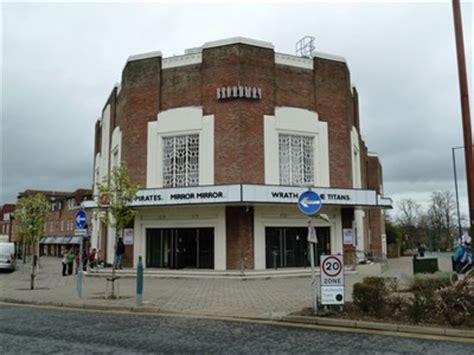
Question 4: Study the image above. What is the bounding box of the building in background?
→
[90,37,392,270]
[14,189,93,257]
[0,204,16,243]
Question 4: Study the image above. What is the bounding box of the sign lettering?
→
[217,85,262,100]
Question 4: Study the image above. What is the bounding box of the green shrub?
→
[409,273,451,293]
[406,273,450,323]
[353,277,390,315]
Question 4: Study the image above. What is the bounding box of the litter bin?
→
[413,257,438,274]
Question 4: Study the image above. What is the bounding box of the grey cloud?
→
[2,2,472,219]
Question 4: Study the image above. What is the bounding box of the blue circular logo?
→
[297,190,322,215]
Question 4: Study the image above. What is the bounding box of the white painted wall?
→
[110,126,122,169]
[264,107,329,186]
[100,106,111,180]
[253,205,342,270]
[91,108,111,251]
[147,107,214,188]
[133,206,226,270]
[354,208,365,251]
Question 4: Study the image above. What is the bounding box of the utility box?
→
[413,258,439,274]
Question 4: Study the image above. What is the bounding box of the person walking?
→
[66,248,75,275]
[88,248,97,272]
[61,251,67,276]
[114,238,125,270]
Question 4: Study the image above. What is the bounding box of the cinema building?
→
[90,37,392,271]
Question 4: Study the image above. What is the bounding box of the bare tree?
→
[427,191,457,250]
[397,198,422,231]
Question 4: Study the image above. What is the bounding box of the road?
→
[0,305,472,354]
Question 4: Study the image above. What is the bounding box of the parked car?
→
[0,242,16,271]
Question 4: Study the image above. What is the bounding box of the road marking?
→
[1,301,473,344]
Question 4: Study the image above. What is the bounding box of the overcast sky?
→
[1,0,473,220]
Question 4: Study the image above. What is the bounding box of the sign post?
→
[75,210,87,299]
[297,189,322,315]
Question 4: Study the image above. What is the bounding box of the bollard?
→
[76,259,83,298]
[136,256,144,305]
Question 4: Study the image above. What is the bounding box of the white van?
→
[0,242,16,271]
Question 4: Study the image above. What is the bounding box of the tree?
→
[14,194,50,290]
[427,191,457,250]
[397,199,421,231]
[97,164,139,298]
[397,198,422,246]
[385,216,402,247]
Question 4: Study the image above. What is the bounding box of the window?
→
[279,134,314,186]
[163,135,199,187]
[67,199,76,210]
[112,147,119,168]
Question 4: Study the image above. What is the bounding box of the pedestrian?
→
[418,243,425,257]
[88,248,97,272]
[66,248,75,275]
[114,238,125,270]
[61,251,67,276]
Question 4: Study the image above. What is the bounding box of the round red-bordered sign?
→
[322,256,343,277]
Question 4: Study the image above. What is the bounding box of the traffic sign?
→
[75,210,87,229]
[75,228,87,236]
[320,254,345,305]
[297,190,322,215]
[321,255,344,283]
[321,286,344,305]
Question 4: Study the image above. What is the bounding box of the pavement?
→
[1,252,471,340]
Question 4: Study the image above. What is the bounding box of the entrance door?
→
[146,228,214,269]
[265,227,331,269]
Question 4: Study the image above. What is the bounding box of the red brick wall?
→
[341,208,355,263]
[225,206,254,270]
[275,64,315,110]
[314,58,353,188]
[119,56,161,187]
[367,155,386,254]
[161,65,201,110]
[367,156,382,193]
[202,44,274,184]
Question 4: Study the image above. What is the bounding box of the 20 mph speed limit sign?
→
[320,255,345,305]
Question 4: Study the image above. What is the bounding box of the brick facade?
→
[93,38,389,269]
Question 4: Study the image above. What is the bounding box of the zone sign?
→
[320,255,344,286]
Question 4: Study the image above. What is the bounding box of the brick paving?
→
[0,253,453,319]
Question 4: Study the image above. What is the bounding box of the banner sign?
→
[242,185,378,207]
[343,229,353,245]
[132,185,241,207]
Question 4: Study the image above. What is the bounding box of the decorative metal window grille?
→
[163,135,199,187]
[279,134,314,186]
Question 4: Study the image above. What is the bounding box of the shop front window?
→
[279,134,314,186]
[163,134,199,187]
